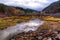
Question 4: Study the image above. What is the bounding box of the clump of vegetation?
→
[0,3,6,13]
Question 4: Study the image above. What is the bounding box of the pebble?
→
[43,38,47,40]
[47,37,52,40]
[56,33,60,39]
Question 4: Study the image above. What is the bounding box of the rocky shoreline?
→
[10,21,60,40]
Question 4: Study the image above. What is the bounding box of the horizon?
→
[0,0,58,11]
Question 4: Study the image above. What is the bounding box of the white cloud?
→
[0,0,58,11]
[4,0,49,7]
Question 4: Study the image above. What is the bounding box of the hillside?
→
[43,1,60,13]
[0,3,39,17]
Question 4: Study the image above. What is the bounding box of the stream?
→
[0,18,44,40]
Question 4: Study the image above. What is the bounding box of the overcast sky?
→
[0,0,58,11]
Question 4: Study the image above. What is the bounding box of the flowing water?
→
[0,18,44,40]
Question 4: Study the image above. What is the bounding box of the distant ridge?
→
[0,3,39,17]
[43,1,60,13]
[42,1,60,17]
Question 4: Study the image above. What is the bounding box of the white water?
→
[0,18,44,40]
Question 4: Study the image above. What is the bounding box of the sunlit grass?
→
[0,16,38,29]
[0,16,60,29]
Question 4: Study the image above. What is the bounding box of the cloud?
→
[0,0,58,11]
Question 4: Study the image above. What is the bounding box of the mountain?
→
[0,3,39,17]
[43,1,60,13]
[42,1,60,17]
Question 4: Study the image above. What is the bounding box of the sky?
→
[0,0,58,11]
